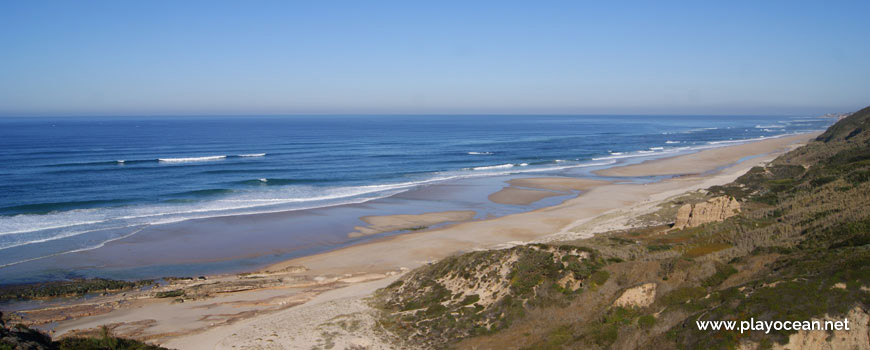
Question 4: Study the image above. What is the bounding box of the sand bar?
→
[349,210,477,237]
[507,177,609,191]
[488,187,565,205]
[489,177,610,205]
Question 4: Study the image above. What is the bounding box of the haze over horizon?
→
[1,1,868,117]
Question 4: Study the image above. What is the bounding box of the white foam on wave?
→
[472,163,515,171]
[665,141,680,144]
[593,132,804,163]
[0,157,622,253]
[468,152,493,155]
[0,184,417,251]
[239,153,266,157]
[705,134,791,145]
[462,160,615,177]
[158,155,226,163]
[0,226,149,268]
[0,223,137,252]
[663,127,719,135]
[593,146,694,161]
[0,218,111,237]
[756,125,785,129]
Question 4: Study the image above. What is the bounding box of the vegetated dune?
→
[373,107,870,350]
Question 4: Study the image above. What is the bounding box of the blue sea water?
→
[0,115,833,279]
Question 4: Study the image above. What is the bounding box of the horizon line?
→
[0,110,859,119]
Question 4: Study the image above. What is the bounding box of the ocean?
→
[0,115,834,283]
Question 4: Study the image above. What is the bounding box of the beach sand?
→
[506,177,609,191]
[39,132,817,350]
[488,187,564,205]
[349,210,477,237]
[594,133,813,177]
[489,178,609,205]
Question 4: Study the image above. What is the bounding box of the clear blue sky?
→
[1,1,868,116]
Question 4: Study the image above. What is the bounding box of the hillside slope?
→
[374,107,870,350]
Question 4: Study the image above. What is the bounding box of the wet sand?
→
[594,133,813,177]
[488,187,565,205]
[349,210,477,237]
[489,178,609,205]
[507,177,609,191]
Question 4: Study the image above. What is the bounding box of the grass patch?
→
[0,279,153,302]
[154,290,185,298]
[683,243,732,258]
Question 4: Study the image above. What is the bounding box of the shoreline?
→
[593,133,814,177]
[170,131,819,349]
[3,132,819,349]
[262,133,816,276]
[0,133,816,284]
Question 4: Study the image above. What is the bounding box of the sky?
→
[0,1,868,116]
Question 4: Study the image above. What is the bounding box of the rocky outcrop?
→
[1,313,170,350]
[0,318,54,350]
[673,196,740,230]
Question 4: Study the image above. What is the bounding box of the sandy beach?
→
[262,134,815,278]
[594,134,813,177]
[15,132,818,350]
[3,3,861,349]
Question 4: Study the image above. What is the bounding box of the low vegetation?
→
[0,314,169,350]
[0,279,153,302]
[373,107,870,349]
[374,245,608,348]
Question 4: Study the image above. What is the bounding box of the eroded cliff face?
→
[612,283,657,309]
[373,245,609,348]
[673,196,741,230]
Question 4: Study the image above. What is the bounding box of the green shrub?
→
[702,264,737,288]
[0,278,153,301]
[662,286,706,307]
[590,270,610,286]
[637,314,656,329]
[154,290,184,298]
[646,244,672,252]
